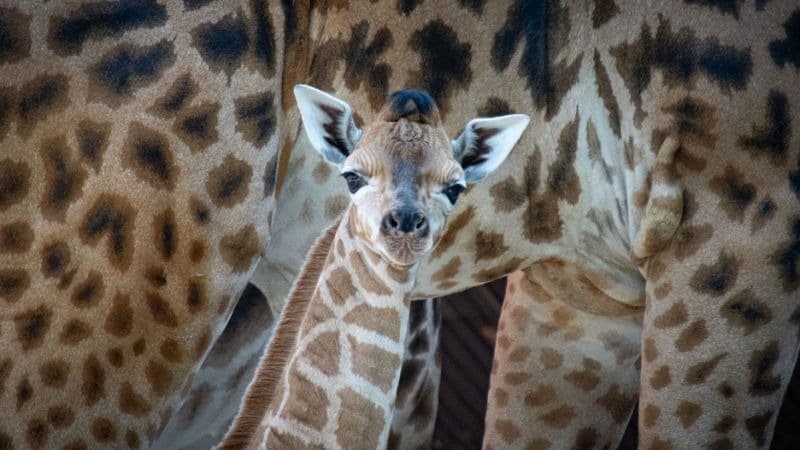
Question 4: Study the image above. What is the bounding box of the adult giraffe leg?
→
[638,184,800,448]
[389,299,442,450]
[483,263,642,450]
[153,284,275,449]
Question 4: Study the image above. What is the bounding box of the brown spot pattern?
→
[146,292,178,327]
[281,369,328,431]
[76,120,111,172]
[219,224,261,273]
[60,319,92,345]
[537,404,576,428]
[80,193,136,270]
[82,354,105,406]
[675,319,709,352]
[431,206,475,259]
[105,293,133,337]
[684,352,727,385]
[596,384,634,424]
[145,360,172,396]
[122,122,177,190]
[349,250,392,295]
[14,305,52,351]
[39,135,87,220]
[206,154,252,207]
[17,74,70,137]
[720,289,772,336]
[336,387,384,449]
[47,404,75,428]
[119,382,150,417]
[690,250,740,297]
[709,165,756,221]
[0,268,29,303]
[654,301,689,328]
[91,417,117,444]
[347,335,401,393]
[1,221,33,254]
[234,91,276,147]
[475,231,509,261]
[0,158,30,212]
[40,241,70,278]
[344,303,402,341]
[748,341,781,396]
[39,359,69,388]
[71,270,104,308]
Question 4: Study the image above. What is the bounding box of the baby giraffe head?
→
[295,85,529,267]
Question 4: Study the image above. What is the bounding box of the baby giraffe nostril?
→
[382,208,426,234]
[414,214,426,230]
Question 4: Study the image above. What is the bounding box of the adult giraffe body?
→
[0,1,305,448]
[247,1,800,448]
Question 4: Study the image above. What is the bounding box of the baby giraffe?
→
[219,85,528,449]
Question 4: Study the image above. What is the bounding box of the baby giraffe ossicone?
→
[219,85,528,449]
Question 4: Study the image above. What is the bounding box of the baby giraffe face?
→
[295,85,530,267]
[341,98,466,266]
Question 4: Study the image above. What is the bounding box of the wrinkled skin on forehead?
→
[344,117,465,266]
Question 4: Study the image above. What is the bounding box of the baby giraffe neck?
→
[263,208,417,449]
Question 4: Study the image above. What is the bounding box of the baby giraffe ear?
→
[452,114,530,183]
[294,84,362,165]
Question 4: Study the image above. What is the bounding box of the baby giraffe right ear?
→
[294,85,362,165]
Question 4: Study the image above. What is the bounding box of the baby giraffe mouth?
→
[380,235,430,266]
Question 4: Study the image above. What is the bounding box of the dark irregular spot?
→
[219,224,261,273]
[14,305,52,351]
[173,103,220,152]
[122,122,177,190]
[17,74,70,137]
[738,90,790,165]
[48,0,167,55]
[342,21,393,111]
[0,158,30,211]
[41,241,70,278]
[769,10,800,69]
[90,40,175,105]
[610,16,752,123]
[407,19,471,117]
[76,120,111,172]
[234,91,276,148]
[149,73,197,118]
[191,14,249,77]
[0,221,33,254]
[152,208,177,260]
[0,6,31,64]
[39,135,87,220]
[205,154,253,208]
[79,193,137,271]
[70,270,104,308]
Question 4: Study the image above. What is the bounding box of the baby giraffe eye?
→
[443,184,466,204]
[341,171,365,193]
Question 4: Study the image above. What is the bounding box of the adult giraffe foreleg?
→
[389,298,442,450]
[483,263,641,450]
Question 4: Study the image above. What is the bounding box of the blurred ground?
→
[432,278,800,449]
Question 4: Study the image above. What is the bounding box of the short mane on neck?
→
[217,218,340,450]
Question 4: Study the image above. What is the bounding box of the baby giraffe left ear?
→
[294,84,362,165]
[452,114,530,183]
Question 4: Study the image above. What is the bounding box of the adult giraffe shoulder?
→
[219,85,528,449]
